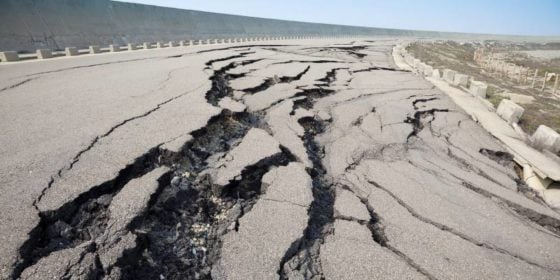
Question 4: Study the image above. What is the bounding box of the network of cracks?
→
[12,43,560,280]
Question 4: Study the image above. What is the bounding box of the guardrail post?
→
[89,46,101,54]
[65,47,78,56]
[109,45,121,52]
[37,49,53,59]
[0,51,19,62]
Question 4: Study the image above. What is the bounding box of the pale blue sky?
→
[119,0,560,36]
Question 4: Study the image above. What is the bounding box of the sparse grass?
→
[519,97,560,135]
[486,85,508,107]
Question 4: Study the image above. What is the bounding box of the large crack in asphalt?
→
[205,58,263,106]
[14,145,164,279]
[0,78,36,94]
[305,45,369,59]
[335,183,437,279]
[404,108,450,141]
[279,116,333,280]
[196,44,289,54]
[353,66,410,73]
[16,109,258,276]
[270,60,342,65]
[116,140,296,280]
[241,65,311,94]
[278,69,342,280]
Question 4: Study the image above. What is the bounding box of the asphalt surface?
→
[1,39,559,279]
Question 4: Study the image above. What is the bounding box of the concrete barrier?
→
[168,41,175,47]
[143,42,152,49]
[128,43,138,51]
[531,125,560,153]
[497,99,524,125]
[65,47,78,56]
[469,81,488,98]
[179,40,188,46]
[423,65,433,77]
[433,69,441,79]
[37,49,53,59]
[417,62,425,70]
[442,69,456,83]
[109,45,121,52]
[412,58,422,69]
[453,73,469,87]
[89,45,101,54]
[0,0,474,53]
[156,42,165,48]
[405,55,414,66]
[0,51,19,62]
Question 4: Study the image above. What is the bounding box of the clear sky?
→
[118,0,560,36]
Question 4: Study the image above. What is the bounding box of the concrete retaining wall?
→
[0,0,446,52]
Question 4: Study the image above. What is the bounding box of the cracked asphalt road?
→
[1,39,560,280]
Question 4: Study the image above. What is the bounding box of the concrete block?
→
[128,44,138,51]
[453,74,469,87]
[89,46,101,54]
[442,69,456,83]
[109,45,121,52]
[189,40,194,45]
[37,49,53,59]
[531,125,560,153]
[0,51,19,62]
[197,40,203,45]
[497,99,524,125]
[405,55,414,65]
[65,47,78,56]
[156,42,165,48]
[432,69,441,79]
[143,42,152,49]
[413,59,421,69]
[168,41,176,47]
[422,65,433,77]
[469,81,488,98]
[418,63,427,73]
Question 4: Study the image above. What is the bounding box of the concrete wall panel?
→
[2,0,557,53]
